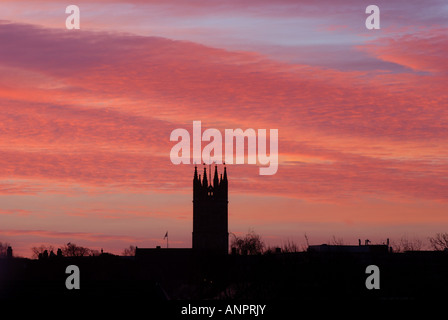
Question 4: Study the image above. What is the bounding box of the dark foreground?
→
[1,250,448,303]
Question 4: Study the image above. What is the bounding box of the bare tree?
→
[303,233,310,251]
[0,242,11,257]
[401,237,422,251]
[122,245,136,256]
[230,230,265,255]
[330,235,344,245]
[281,239,301,253]
[31,244,54,259]
[90,249,101,256]
[429,233,448,251]
[391,236,423,252]
[62,243,92,257]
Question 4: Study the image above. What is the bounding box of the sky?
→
[0,0,447,257]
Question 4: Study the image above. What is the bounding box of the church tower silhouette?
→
[193,165,228,254]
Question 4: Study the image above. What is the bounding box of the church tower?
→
[193,165,228,254]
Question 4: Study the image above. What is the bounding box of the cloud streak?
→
[0,21,446,201]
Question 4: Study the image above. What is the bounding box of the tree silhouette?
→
[330,235,344,245]
[0,242,11,257]
[281,239,301,253]
[31,244,54,259]
[62,243,92,257]
[429,233,448,251]
[392,236,423,252]
[122,245,136,256]
[230,231,265,255]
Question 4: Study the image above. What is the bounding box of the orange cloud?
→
[0,22,447,201]
[0,20,447,257]
[360,28,448,74]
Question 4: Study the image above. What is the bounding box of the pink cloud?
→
[360,28,448,73]
[0,209,32,216]
[0,18,447,256]
[0,229,141,242]
[0,22,446,202]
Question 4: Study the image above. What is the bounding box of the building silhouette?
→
[193,165,228,254]
[136,165,229,258]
